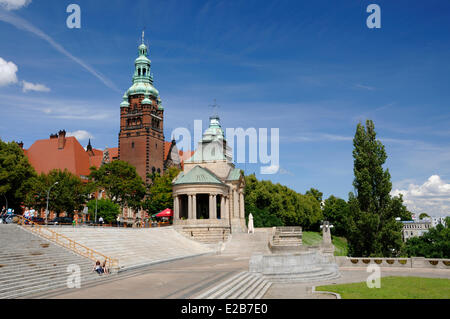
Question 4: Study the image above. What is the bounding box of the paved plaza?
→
[25,230,450,300]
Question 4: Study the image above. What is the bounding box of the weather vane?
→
[209,99,220,117]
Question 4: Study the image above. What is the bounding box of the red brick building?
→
[118,37,165,183]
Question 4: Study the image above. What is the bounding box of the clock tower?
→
[118,34,165,183]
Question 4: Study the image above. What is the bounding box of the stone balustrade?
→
[335,256,450,269]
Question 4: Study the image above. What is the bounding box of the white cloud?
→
[22,80,50,93]
[0,57,18,86]
[0,0,31,11]
[67,130,93,142]
[392,175,450,217]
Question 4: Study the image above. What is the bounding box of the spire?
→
[209,99,220,118]
[86,139,93,152]
[142,30,145,44]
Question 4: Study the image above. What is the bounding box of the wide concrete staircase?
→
[194,272,272,299]
[221,229,271,257]
[179,226,231,244]
[0,225,106,299]
[51,227,214,270]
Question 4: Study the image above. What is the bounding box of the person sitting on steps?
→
[93,260,104,275]
[102,260,109,275]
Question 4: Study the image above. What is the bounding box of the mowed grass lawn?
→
[302,232,348,256]
[316,277,450,299]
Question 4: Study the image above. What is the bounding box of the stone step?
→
[0,225,106,299]
[195,272,271,300]
[263,269,340,283]
[246,278,271,299]
[227,274,262,299]
[254,281,272,299]
[0,270,96,293]
[0,274,107,300]
[194,272,248,299]
[0,263,93,285]
[219,273,258,299]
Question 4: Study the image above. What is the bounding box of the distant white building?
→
[401,220,432,242]
[431,216,447,228]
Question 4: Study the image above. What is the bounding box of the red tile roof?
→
[26,136,93,178]
[25,135,189,178]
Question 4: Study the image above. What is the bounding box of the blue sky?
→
[1,0,450,216]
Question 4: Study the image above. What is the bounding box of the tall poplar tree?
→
[347,120,411,257]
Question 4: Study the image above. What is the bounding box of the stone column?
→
[225,197,229,220]
[173,196,179,220]
[212,194,217,219]
[188,195,193,220]
[192,194,197,220]
[209,195,216,219]
[239,191,245,219]
[233,189,239,218]
[220,196,226,220]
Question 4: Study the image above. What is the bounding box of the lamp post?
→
[2,194,7,211]
[45,182,59,225]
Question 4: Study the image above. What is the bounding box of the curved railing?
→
[15,215,119,271]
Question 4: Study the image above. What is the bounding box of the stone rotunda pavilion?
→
[172,115,247,241]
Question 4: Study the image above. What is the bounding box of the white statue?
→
[248,213,255,234]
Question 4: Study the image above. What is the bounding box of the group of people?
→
[0,206,14,223]
[92,260,110,275]
[23,207,37,220]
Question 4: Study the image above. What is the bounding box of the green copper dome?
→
[120,93,130,107]
[142,94,152,105]
[125,36,160,98]
[127,82,159,97]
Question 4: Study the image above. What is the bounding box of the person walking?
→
[99,216,104,226]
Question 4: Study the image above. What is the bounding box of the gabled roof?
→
[173,165,224,185]
[26,137,92,177]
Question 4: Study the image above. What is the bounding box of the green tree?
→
[87,199,120,224]
[25,169,88,217]
[89,161,145,211]
[245,203,283,228]
[419,213,430,220]
[322,195,349,237]
[347,120,411,257]
[306,188,323,204]
[0,140,36,212]
[244,174,323,230]
[143,167,180,215]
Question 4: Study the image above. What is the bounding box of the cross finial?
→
[209,99,220,117]
[142,30,145,44]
